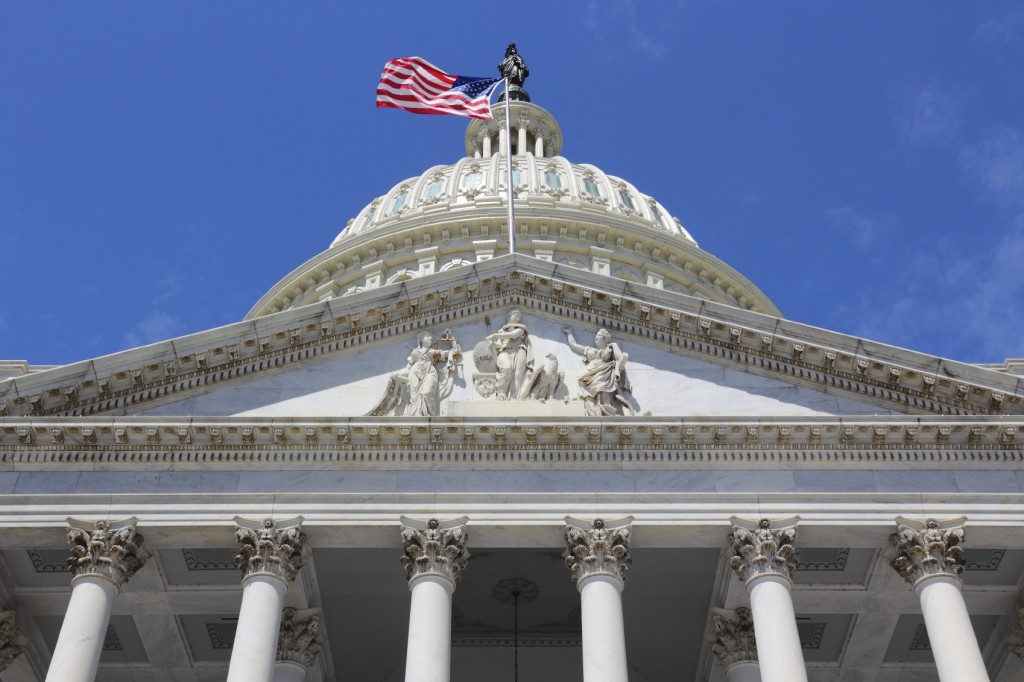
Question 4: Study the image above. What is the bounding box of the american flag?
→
[376,57,502,120]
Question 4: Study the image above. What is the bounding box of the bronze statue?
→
[498,43,529,87]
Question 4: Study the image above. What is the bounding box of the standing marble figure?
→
[395,330,461,416]
[486,309,532,400]
[563,327,633,416]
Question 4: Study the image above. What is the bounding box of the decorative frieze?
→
[728,517,799,583]
[563,517,633,585]
[890,517,966,585]
[66,517,147,588]
[277,607,322,669]
[0,610,23,672]
[400,517,470,586]
[234,517,306,584]
[709,607,757,668]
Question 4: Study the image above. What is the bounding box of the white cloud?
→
[974,7,1024,44]
[825,206,893,250]
[960,127,1024,207]
[900,83,960,146]
[122,311,184,349]
[585,0,673,60]
[833,217,1024,363]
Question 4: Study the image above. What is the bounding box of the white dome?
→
[334,157,696,249]
[247,101,778,320]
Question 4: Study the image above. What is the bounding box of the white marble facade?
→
[1,89,1024,682]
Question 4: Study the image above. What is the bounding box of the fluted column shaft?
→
[728,517,807,682]
[227,517,306,682]
[565,517,633,682]
[517,125,527,156]
[746,575,804,682]
[46,518,146,682]
[401,517,469,682]
[47,576,116,682]
[230,576,288,682]
[891,517,988,682]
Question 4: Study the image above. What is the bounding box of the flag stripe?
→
[376,56,501,120]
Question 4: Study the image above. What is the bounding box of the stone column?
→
[274,607,322,682]
[227,517,306,682]
[534,134,544,157]
[728,517,807,682]
[46,518,146,682]
[517,124,527,156]
[564,517,633,682]
[400,516,470,682]
[890,517,988,682]
[482,134,491,158]
[0,609,24,673]
[710,607,761,682]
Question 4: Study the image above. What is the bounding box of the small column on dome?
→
[728,517,807,682]
[482,134,491,158]
[535,134,544,157]
[47,518,147,682]
[517,120,528,157]
[564,517,633,682]
[400,516,470,682]
[227,517,306,682]
[890,517,988,682]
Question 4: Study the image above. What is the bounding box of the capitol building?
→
[1,54,1023,682]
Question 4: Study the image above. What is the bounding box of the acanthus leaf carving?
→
[563,517,633,586]
[400,517,470,586]
[890,517,966,585]
[234,517,306,584]
[728,517,799,583]
[66,517,147,588]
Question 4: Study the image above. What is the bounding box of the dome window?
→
[425,180,444,199]
[583,177,601,197]
[544,171,561,189]
[618,189,635,211]
[511,169,522,186]
[463,172,482,189]
[390,191,408,214]
[361,203,379,229]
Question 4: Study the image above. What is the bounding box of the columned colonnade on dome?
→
[10,513,1021,682]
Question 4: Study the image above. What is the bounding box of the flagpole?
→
[503,78,516,255]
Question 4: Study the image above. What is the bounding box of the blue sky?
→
[2,2,1023,366]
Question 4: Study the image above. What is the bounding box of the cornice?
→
[0,417,1020,467]
[1,257,1021,419]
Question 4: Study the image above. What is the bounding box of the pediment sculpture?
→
[370,311,638,417]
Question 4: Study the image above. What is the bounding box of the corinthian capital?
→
[66,517,147,588]
[277,607,322,669]
[0,610,23,672]
[400,516,470,586]
[234,517,306,584]
[710,607,757,668]
[890,517,966,586]
[728,516,799,583]
[563,517,634,587]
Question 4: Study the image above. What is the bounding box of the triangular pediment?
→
[1,255,1021,420]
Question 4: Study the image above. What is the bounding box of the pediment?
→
[1,255,1021,420]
